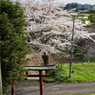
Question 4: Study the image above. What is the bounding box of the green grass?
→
[81,10,89,12]
[43,62,95,83]
[78,17,88,21]
[63,15,70,17]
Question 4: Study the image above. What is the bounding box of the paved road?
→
[9,81,95,95]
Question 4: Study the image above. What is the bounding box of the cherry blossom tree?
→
[19,0,95,62]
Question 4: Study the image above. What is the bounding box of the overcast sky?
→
[35,0,95,5]
[12,0,95,5]
[58,0,95,5]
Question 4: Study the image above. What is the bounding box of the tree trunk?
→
[0,61,3,95]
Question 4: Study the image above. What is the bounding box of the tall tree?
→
[0,1,3,95]
[82,5,85,10]
[0,0,29,94]
[64,3,78,10]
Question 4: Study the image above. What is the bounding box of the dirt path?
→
[8,81,95,95]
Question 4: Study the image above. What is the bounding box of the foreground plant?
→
[0,0,29,94]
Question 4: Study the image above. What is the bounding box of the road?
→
[8,81,95,95]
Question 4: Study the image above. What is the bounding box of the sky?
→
[36,0,95,5]
[12,0,95,5]
[58,0,95,5]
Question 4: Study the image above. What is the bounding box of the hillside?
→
[63,3,95,10]
[78,4,95,8]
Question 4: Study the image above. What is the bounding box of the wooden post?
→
[12,79,15,95]
[39,70,43,95]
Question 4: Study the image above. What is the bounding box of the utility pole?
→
[77,7,79,18]
[69,15,75,78]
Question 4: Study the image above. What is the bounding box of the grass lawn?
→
[78,17,88,21]
[43,62,95,83]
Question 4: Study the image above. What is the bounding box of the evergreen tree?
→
[64,3,78,10]
[0,0,29,94]
[82,5,85,10]
[64,3,70,10]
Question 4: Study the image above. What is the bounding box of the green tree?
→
[0,0,29,94]
[64,3,70,10]
[67,3,71,10]
[82,5,85,10]
[88,13,95,23]
[64,3,78,11]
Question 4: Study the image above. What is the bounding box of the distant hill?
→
[61,3,95,9]
[61,3,95,10]
[78,4,95,8]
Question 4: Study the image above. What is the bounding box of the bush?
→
[43,64,69,82]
